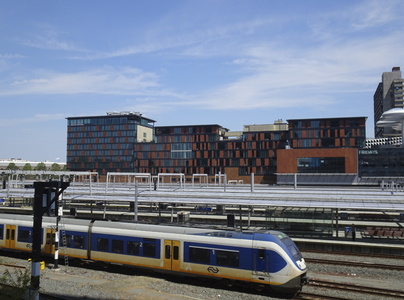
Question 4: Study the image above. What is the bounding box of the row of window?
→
[67,116,148,127]
[67,144,134,150]
[297,157,345,173]
[68,130,136,138]
[155,126,216,135]
[96,238,156,257]
[69,137,131,144]
[291,119,362,129]
[69,124,137,131]
[68,150,132,157]
[68,156,134,163]
[189,247,239,267]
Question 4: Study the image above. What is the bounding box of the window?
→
[74,236,85,249]
[0,226,3,239]
[18,230,30,243]
[143,243,156,257]
[127,241,140,255]
[60,235,72,247]
[216,250,239,267]
[297,157,345,173]
[311,120,320,128]
[173,246,179,260]
[97,238,109,252]
[112,239,124,253]
[189,247,210,264]
[165,245,171,259]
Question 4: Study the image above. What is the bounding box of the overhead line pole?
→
[30,181,69,300]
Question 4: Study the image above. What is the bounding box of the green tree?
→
[23,163,32,171]
[6,162,18,170]
[35,162,47,171]
[51,163,61,171]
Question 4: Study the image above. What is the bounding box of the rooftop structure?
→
[374,67,404,137]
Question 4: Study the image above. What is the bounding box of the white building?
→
[0,158,66,170]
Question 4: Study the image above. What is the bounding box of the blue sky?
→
[1,0,404,163]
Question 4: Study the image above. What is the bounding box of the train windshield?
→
[280,237,303,261]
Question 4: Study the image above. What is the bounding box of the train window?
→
[165,245,171,259]
[216,250,239,268]
[226,233,233,237]
[112,239,124,253]
[18,230,30,243]
[280,237,303,261]
[74,236,84,249]
[60,235,72,247]
[97,238,109,252]
[6,229,9,239]
[127,241,139,255]
[0,227,3,240]
[219,232,225,237]
[11,229,15,240]
[143,243,156,257]
[189,247,210,264]
[258,249,265,260]
[173,246,179,260]
[213,233,218,236]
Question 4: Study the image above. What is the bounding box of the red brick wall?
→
[277,148,357,173]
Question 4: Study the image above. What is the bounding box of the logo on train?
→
[207,266,219,273]
[26,244,32,250]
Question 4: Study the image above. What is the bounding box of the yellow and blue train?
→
[0,213,308,295]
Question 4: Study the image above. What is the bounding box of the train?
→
[0,213,308,295]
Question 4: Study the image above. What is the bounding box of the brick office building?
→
[66,113,367,183]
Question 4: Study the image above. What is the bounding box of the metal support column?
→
[30,181,69,300]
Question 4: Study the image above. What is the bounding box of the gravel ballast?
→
[1,252,404,300]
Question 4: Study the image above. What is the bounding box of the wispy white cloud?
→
[0,53,24,59]
[17,23,84,52]
[0,113,66,127]
[349,0,402,31]
[71,17,275,60]
[0,67,184,98]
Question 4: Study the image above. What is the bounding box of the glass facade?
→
[288,117,366,149]
[134,125,282,176]
[66,113,155,174]
[297,157,345,173]
[358,148,404,177]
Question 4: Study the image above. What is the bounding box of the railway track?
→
[293,291,349,300]
[307,279,404,299]
[301,249,404,260]
[305,257,404,271]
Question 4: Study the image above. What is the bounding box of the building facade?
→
[374,67,404,137]
[66,113,367,183]
[66,112,155,175]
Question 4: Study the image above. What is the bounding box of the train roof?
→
[92,219,287,241]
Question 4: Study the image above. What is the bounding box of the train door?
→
[253,248,269,280]
[163,240,180,271]
[44,228,55,255]
[5,225,16,249]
